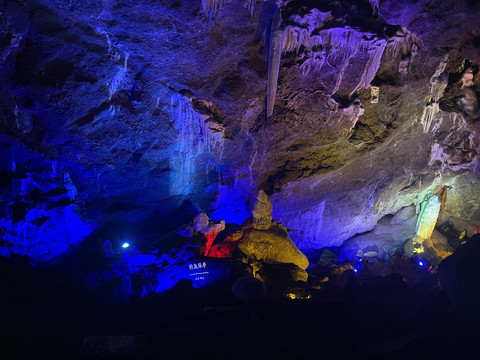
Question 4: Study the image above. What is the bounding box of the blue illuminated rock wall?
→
[0,136,96,262]
[0,0,249,260]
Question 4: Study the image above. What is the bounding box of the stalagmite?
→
[252,190,273,230]
[413,186,447,253]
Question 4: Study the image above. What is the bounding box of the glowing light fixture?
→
[418,260,424,267]
[122,242,130,249]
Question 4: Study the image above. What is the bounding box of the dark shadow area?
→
[2,237,480,360]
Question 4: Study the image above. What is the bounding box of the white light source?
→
[122,242,130,249]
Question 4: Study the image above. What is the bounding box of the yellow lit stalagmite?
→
[412,185,447,254]
[236,190,309,282]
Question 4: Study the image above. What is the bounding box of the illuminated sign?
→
[188,262,209,281]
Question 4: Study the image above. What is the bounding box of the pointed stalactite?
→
[420,55,448,133]
[266,6,284,118]
[349,40,387,97]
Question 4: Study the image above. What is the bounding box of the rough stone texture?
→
[290,267,309,282]
[252,189,273,230]
[341,210,417,261]
[428,229,454,259]
[0,0,480,260]
[0,136,96,262]
[192,212,210,233]
[237,223,309,270]
[190,212,225,254]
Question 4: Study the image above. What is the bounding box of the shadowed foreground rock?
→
[438,234,480,310]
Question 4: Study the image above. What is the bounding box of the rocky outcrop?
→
[189,212,226,255]
[0,136,96,262]
[341,206,417,261]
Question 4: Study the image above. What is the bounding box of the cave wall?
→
[0,0,479,261]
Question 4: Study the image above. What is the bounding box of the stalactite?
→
[421,102,440,133]
[282,25,379,80]
[109,52,131,99]
[199,3,386,115]
[350,40,387,97]
[369,0,379,14]
[202,0,226,21]
[430,55,449,101]
[420,55,448,132]
[384,26,422,76]
[248,0,256,17]
[266,6,284,118]
[283,26,356,58]
[282,10,332,54]
[170,94,224,196]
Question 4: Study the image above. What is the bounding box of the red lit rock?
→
[206,242,237,258]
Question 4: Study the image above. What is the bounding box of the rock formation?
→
[237,222,309,271]
[252,189,273,230]
[412,185,448,253]
[191,212,226,255]
[235,191,309,281]
[0,0,479,263]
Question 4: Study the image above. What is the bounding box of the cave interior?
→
[1,0,480,359]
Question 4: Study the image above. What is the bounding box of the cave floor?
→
[0,257,477,360]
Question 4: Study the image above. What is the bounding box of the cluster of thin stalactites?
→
[199,1,421,117]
